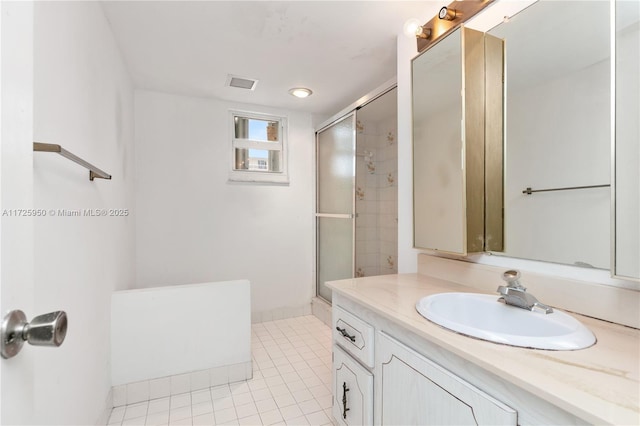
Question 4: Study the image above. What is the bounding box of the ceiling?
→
[100,1,439,117]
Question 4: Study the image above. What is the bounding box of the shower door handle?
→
[315,213,355,219]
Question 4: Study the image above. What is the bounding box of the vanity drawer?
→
[333,305,374,368]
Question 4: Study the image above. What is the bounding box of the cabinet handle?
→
[342,381,350,419]
[336,326,356,342]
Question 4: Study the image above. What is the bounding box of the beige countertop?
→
[327,273,640,425]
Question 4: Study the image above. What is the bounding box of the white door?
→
[0,1,37,423]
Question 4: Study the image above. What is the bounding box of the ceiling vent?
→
[226,75,258,91]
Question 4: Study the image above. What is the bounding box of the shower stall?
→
[316,88,398,302]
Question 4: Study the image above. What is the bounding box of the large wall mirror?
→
[489,1,640,278]
[485,0,639,280]
[487,1,611,270]
[412,0,639,281]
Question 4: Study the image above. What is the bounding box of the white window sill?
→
[228,171,290,185]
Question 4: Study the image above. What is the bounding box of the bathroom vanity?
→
[327,256,640,425]
[325,1,640,423]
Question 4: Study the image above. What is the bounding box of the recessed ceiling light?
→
[289,88,313,98]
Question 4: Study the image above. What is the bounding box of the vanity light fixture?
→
[403,18,432,39]
[289,87,313,98]
[415,1,493,53]
[438,6,458,21]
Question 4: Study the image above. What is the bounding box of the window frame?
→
[228,110,289,184]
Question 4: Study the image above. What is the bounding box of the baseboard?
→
[311,297,332,327]
[251,303,312,324]
[110,361,252,408]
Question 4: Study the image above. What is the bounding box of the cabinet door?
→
[375,332,516,425]
[333,345,373,426]
[412,26,504,254]
[412,26,465,254]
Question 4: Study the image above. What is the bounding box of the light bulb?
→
[289,88,312,98]
[403,18,422,38]
[404,18,431,39]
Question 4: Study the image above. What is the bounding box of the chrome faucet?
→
[497,270,553,314]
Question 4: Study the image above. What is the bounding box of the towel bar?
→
[33,142,111,181]
[522,184,609,195]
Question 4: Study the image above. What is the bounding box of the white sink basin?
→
[416,293,596,350]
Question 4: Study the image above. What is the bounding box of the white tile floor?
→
[108,315,334,426]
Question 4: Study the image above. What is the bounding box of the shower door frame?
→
[315,113,357,303]
[314,79,398,303]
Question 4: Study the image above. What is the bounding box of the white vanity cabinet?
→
[331,298,518,425]
[332,305,375,425]
[330,292,593,425]
[375,331,517,425]
[327,259,640,425]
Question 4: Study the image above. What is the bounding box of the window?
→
[229,111,289,184]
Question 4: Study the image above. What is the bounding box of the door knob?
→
[1,310,68,359]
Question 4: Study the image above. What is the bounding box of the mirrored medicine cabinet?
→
[412,26,504,255]
[412,0,640,281]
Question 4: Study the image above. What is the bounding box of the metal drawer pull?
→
[336,326,356,342]
[342,382,350,419]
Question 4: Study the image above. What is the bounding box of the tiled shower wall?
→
[355,116,398,277]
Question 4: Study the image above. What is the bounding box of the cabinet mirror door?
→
[412,26,504,255]
[412,28,465,253]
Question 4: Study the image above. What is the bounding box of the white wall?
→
[134,90,314,319]
[33,2,135,424]
[397,12,433,273]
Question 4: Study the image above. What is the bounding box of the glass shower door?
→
[316,114,356,302]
